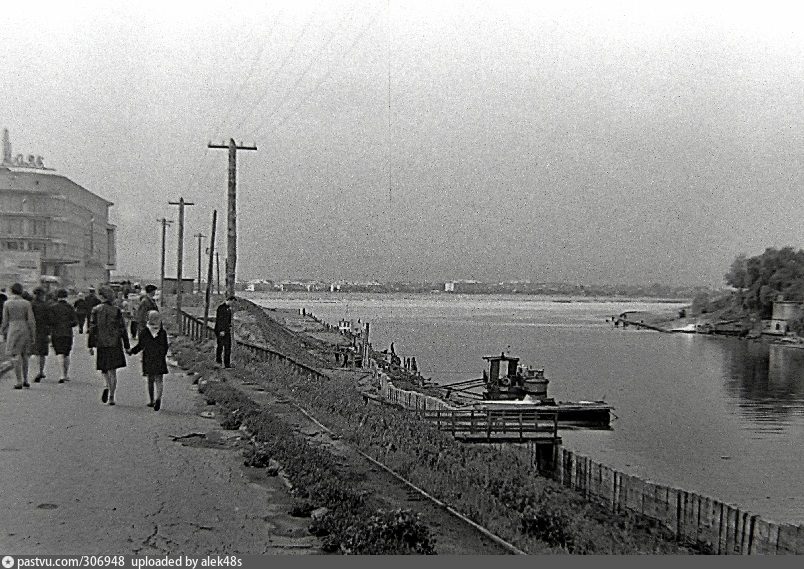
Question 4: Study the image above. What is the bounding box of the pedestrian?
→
[127,290,141,340]
[85,288,102,313]
[49,288,78,383]
[88,286,129,406]
[214,295,235,368]
[73,292,89,333]
[127,310,169,411]
[1,282,36,389]
[0,288,7,329]
[136,285,159,335]
[30,287,51,382]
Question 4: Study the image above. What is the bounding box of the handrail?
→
[178,309,330,381]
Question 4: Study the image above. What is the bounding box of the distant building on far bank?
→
[0,128,116,287]
[444,279,482,293]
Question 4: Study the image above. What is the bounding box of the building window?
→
[6,241,18,250]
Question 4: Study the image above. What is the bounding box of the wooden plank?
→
[797,524,804,554]
[738,511,754,555]
[599,465,615,510]
[623,475,643,513]
[724,505,738,555]
[774,523,798,555]
[697,496,718,552]
[751,518,771,554]
[768,522,780,555]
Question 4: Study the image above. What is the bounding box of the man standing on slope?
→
[214,296,234,369]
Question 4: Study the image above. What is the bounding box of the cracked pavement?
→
[0,333,318,555]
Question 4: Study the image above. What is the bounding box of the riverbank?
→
[175,298,702,554]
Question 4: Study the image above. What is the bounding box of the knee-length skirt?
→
[96,345,126,372]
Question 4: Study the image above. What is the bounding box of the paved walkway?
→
[0,331,317,555]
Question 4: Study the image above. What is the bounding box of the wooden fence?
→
[554,447,804,554]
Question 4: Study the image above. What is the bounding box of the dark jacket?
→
[136,295,159,328]
[85,294,102,312]
[214,302,232,334]
[88,302,130,350]
[31,299,51,339]
[73,297,90,315]
[49,300,78,337]
[129,325,169,376]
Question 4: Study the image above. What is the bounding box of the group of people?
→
[0,283,170,411]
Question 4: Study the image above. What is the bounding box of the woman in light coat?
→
[1,282,36,389]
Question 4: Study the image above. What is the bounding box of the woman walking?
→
[31,287,51,382]
[73,293,89,334]
[128,310,169,411]
[49,289,78,382]
[1,283,36,389]
[88,286,129,405]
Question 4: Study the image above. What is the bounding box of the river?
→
[245,291,804,524]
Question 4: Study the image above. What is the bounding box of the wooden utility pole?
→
[203,210,217,334]
[215,252,221,295]
[157,218,173,307]
[168,197,195,328]
[194,232,205,293]
[208,139,257,298]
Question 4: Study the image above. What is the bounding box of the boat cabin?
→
[482,352,549,400]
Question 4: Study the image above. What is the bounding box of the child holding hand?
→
[127,310,169,411]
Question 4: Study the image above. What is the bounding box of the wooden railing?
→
[421,408,560,443]
[178,310,330,382]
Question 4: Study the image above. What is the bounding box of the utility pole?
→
[157,218,173,307]
[215,252,221,295]
[168,197,195,329]
[194,232,205,293]
[203,210,217,334]
[208,139,257,298]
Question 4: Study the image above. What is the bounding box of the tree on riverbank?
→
[723,247,804,318]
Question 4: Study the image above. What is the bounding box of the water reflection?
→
[721,339,804,428]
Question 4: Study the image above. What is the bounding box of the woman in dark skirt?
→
[128,310,169,411]
[88,286,129,406]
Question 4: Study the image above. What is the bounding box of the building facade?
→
[0,129,116,288]
[762,300,803,336]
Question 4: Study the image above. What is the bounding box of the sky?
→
[3,0,804,287]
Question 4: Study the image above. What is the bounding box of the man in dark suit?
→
[214,296,234,368]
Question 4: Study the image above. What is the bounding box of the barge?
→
[441,352,613,429]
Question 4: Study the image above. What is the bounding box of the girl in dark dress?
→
[128,310,169,411]
[88,286,129,405]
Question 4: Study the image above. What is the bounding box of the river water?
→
[246,292,804,524]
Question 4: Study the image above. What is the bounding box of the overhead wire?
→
[211,9,285,140]
[245,1,358,141]
[180,8,288,228]
[252,3,385,139]
[230,3,323,135]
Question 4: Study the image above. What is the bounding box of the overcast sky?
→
[3,0,804,286]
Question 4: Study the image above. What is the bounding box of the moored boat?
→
[440,352,613,429]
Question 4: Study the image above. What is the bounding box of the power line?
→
[246,2,357,141]
[212,10,285,139]
[230,3,322,135]
[254,4,385,139]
